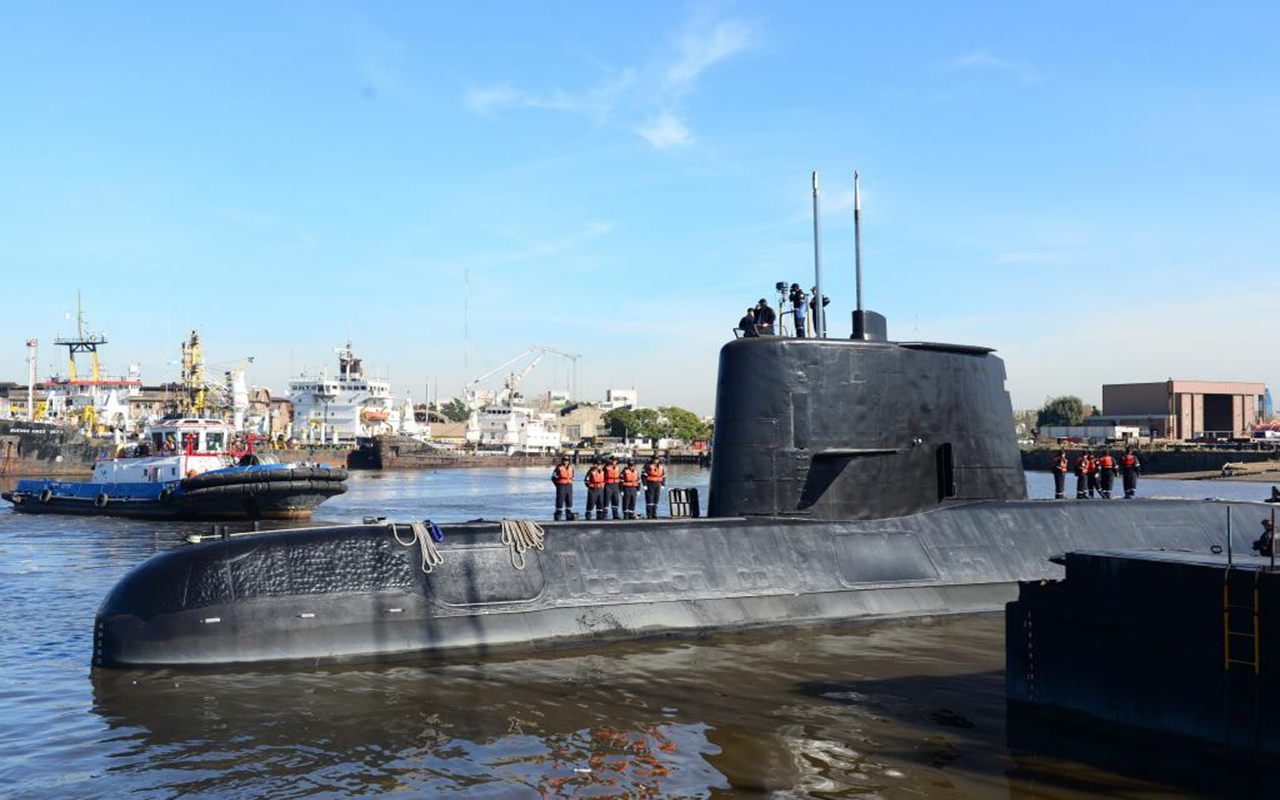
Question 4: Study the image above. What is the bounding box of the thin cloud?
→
[464,14,756,149]
[637,111,693,148]
[666,19,755,89]
[945,49,1040,84]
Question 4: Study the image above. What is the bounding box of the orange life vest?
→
[1074,457,1089,473]
[621,467,640,488]
[1122,454,1137,468]
[585,468,605,488]
[1053,456,1069,472]
[604,464,621,484]
[1099,455,1115,470]
[553,464,574,485]
[644,465,665,484]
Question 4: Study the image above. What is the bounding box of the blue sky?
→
[2,2,1277,415]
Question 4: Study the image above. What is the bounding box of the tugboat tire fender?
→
[181,467,347,491]
[159,487,175,502]
[39,489,52,504]
[94,493,110,509]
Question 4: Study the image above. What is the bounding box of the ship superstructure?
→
[39,293,140,433]
[288,343,418,444]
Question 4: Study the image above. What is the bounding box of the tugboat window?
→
[205,432,225,452]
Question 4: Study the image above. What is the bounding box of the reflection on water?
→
[1,467,1275,798]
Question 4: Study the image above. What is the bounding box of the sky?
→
[2,2,1278,416]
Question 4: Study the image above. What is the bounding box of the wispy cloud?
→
[665,19,755,90]
[945,49,1040,84]
[464,14,757,149]
[484,221,617,267]
[637,111,693,149]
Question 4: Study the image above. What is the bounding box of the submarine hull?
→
[93,498,1267,668]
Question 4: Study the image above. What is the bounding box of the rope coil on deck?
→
[500,519,545,570]
[393,520,445,573]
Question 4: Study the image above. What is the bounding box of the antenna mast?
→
[854,170,863,315]
[812,171,826,339]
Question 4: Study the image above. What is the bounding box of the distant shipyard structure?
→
[462,345,579,455]
[1097,380,1269,440]
[287,343,424,445]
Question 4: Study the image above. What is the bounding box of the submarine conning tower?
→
[708,316,1027,520]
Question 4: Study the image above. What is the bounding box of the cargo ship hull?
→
[0,420,107,477]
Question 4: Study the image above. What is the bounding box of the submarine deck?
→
[95,498,1272,668]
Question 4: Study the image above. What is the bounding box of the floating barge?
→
[1007,544,1280,756]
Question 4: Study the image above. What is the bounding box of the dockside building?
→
[1099,380,1267,440]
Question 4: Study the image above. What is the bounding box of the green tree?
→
[602,407,642,439]
[659,406,710,442]
[633,408,668,440]
[439,398,471,423]
[1036,395,1085,428]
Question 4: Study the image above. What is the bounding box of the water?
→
[0,467,1273,799]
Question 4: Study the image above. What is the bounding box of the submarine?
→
[93,175,1273,669]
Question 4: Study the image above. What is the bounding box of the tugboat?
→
[2,418,346,520]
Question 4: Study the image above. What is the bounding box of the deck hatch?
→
[832,532,939,585]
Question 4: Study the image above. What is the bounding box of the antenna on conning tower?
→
[854,171,863,315]
[850,171,887,342]
[811,171,826,338]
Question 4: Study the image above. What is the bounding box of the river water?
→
[0,467,1273,799]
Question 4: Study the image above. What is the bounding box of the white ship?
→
[288,343,423,444]
[466,404,561,454]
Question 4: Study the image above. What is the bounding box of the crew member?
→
[1051,450,1070,499]
[1252,517,1276,557]
[1085,453,1099,498]
[621,460,641,519]
[1120,449,1141,498]
[584,461,606,520]
[551,456,574,521]
[754,299,776,335]
[1097,451,1116,499]
[1073,452,1089,499]
[808,287,830,334]
[789,283,807,338]
[738,307,758,337]
[603,455,623,520]
[642,456,666,519]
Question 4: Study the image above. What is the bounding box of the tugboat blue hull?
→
[3,467,346,521]
[92,498,1268,668]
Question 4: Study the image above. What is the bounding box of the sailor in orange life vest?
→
[1084,453,1100,498]
[620,460,641,519]
[1120,449,1142,498]
[603,455,623,520]
[551,455,575,521]
[642,456,666,519]
[1074,452,1090,499]
[584,460,607,521]
[1051,450,1070,499]
[1096,450,1117,499]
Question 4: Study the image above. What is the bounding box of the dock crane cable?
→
[500,519,545,570]
[393,520,445,573]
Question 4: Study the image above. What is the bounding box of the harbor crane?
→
[464,345,580,410]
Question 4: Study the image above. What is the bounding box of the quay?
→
[1022,444,1280,477]
[1007,542,1280,756]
